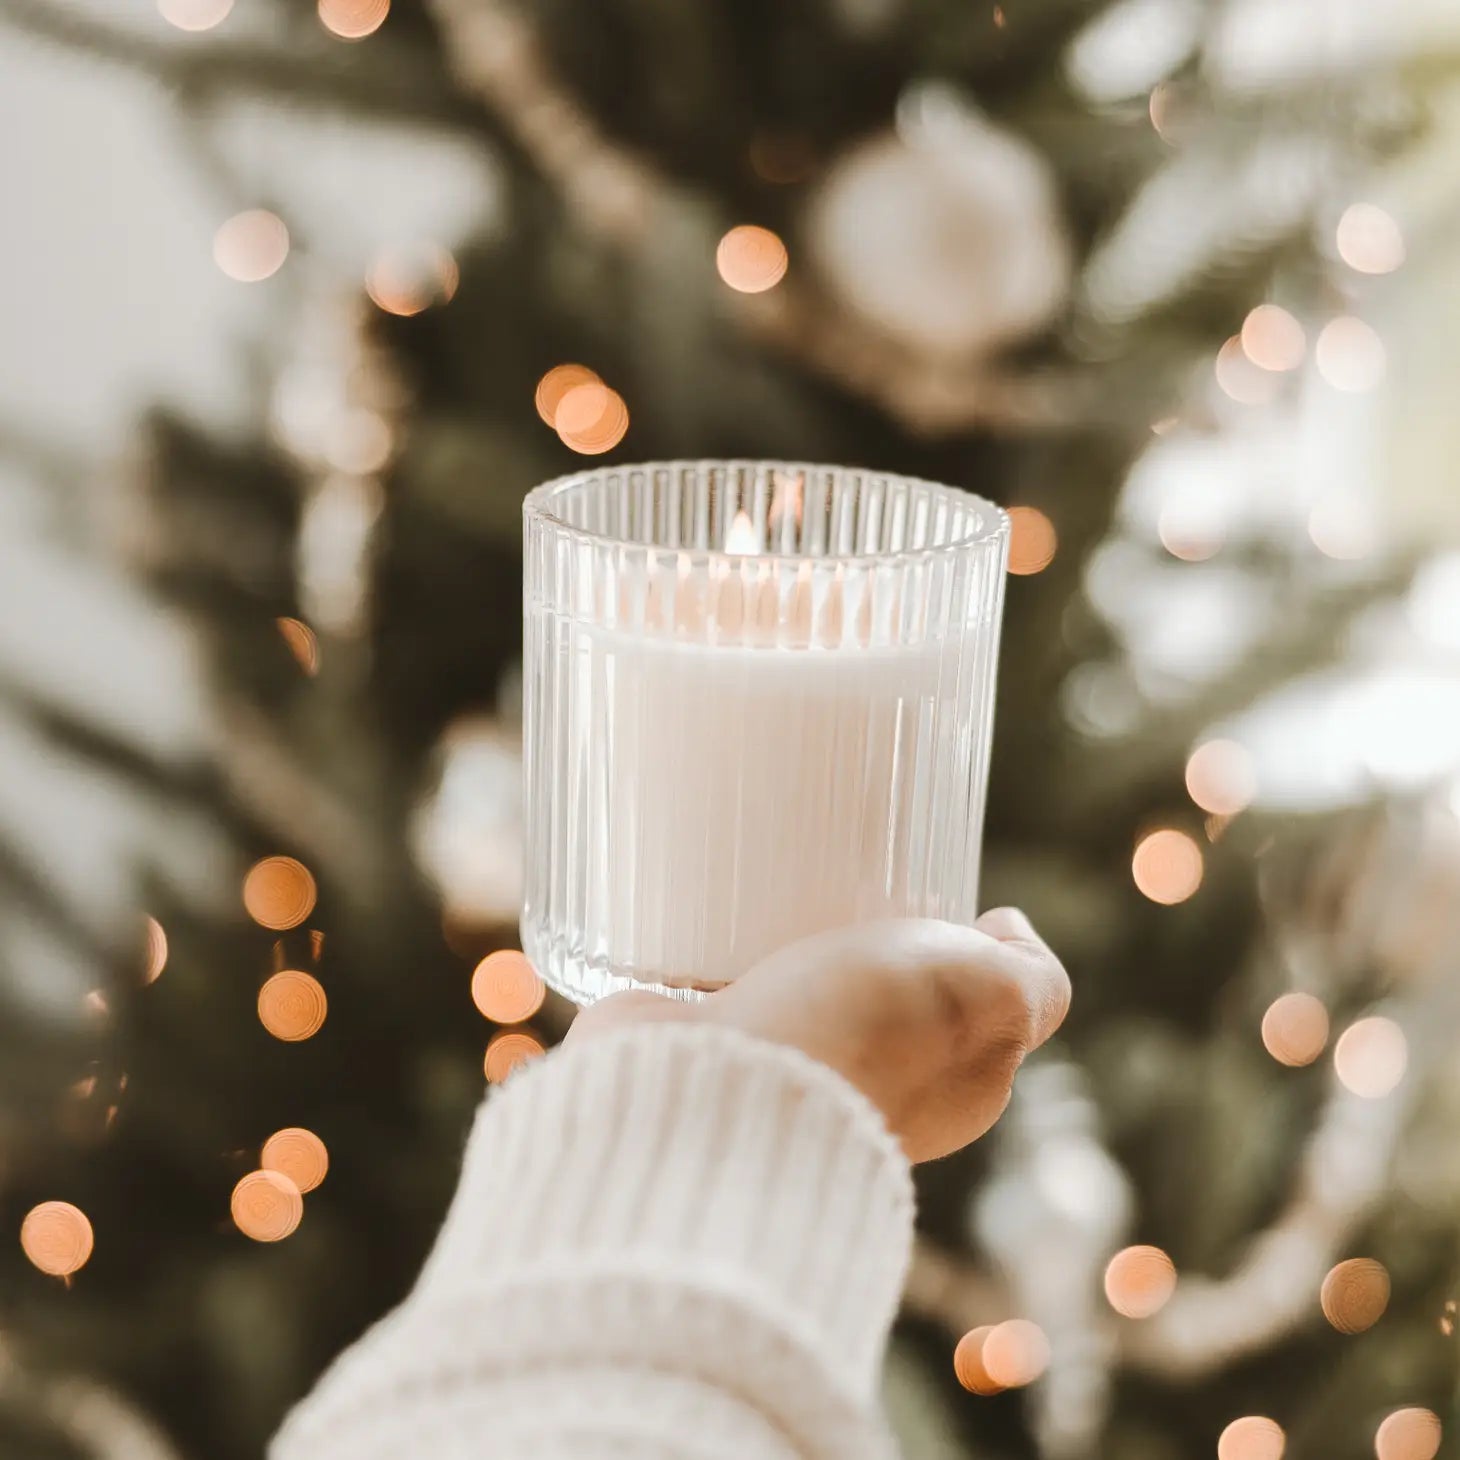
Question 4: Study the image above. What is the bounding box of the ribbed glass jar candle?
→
[522,460,1009,1004]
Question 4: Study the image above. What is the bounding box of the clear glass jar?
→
[522,460,1009,1004]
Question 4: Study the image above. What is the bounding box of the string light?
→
[261,1128,329,1194]
[534,364,601,427]
[318,0,389,39]
[715,225,789,294]
[1240,305,1306,373]
[157,0,232,30]
[1214,336,1279,405]
[1218,1416,1285,1460]
[1320,1258,1390,1334]
[953,1326,1004,1394]
[484,1030,545,1083]
[1104,1245,1177,1318]
[243,856,317,931]
[1333,1016,1407,1098]
[556,383,629,454]
[213,210,289,283]
[1185,739,1257,815]
[1315,317,1386,393]
[981,1319,1050,1388]
[275,617,320,675]
[1132,828,1203,904]
[231,1170,303,1242]
[258,970,328,1042]
[1261,993,1329,1067]
[471,950,546,1025]
[1374,1409,1442,1460]
[1336,204,1405,276]
[1007,506,1057,575]
[143,916,168,984]
[20,1202,94,1277]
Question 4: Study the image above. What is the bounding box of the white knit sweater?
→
[271,1023,915,1459]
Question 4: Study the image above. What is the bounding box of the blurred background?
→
[1,0,1459,1456]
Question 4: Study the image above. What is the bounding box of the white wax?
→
[573,623,991,989]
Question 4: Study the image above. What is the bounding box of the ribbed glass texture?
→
[522,460,1009,1004]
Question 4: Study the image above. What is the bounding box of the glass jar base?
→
[522,923,723,1007]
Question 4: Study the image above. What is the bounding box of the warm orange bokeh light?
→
[981,1319,1050,1388]
[20,1201,94,1277]
[953,1326,1004,1394]
[276,617,320,675]
[318,0,389,39]
[1218,1416,1285,1460]
[231,1170,303,1242]
[213,210,289,283]
[143,916,168,984]
[262,1127,329,1194]
[1132,829,1203,905]
[556,383,629,455]
[1007,506,1057,575]
[1336,204,1405,276]
[1315,317,1386,393]
[1214,335,1280,405]
[1158,503,1224,562]
[365,245,458,317]
[1334,1016,1407,1099]
[1185,739,1257,816]
[484,1030,546,1084]
[1261,992,1330,1067]
[472,950,547,1025]
[1320,1257,1390,1334]
[1241,305,1305,373]
[1375,1409,1442,1460]
[1104,1245,1177,1319]
[535,364,601,427]
[243,856,317,931]
[715,224,789,294]
[258,970,328,1042]
[157,0,233,30]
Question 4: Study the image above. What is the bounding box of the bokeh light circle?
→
[556,383,629,455]
[535,364,600,427]
[1375,1408,1442,1460]
[143,916,168,984]
[231,1170,303,1242]
[276,617,320,675]
[981,1319,1050,1388]
[261,1127,329,1194]
[1185,739,1257,815]
[258,970,328,1042]
[1261,993,1330,1067]
[1007,506,1058,575]
[1241,305,1306,373]
[472,950,546,1025]
[1334,1017,1407,1098]
[20,1202,94,1277]
[318,0,389,39]
[1336,204,1405,276]
[1217,1416,1285,1460]
[484,1030,546,1084]
[157,0,233,30]
[213,211,289,283]
[1320,1258,1390,1334]
[715,225,789,294]
[243,856,317,930]
[1104,1245,1177,1319]
[1132,829,1204,905]
[953,1326,1004,1394]
[1315,317,1386,393]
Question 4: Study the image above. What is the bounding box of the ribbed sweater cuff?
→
[416,1022,915,1397]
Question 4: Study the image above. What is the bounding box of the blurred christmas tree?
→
[1,0,1458,1457]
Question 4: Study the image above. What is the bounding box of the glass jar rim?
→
[523,458,1009,569]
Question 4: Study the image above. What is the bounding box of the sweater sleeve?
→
[270,1022,915,1460]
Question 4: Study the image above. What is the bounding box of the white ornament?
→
[805,85,1071,361]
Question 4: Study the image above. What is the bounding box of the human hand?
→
[568,910,1070,1162]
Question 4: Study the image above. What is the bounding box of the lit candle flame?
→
[726,510,760,556]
